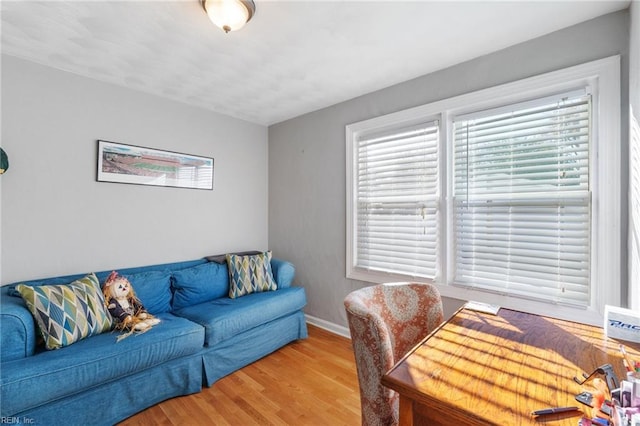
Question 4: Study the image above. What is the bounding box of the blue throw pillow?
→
[121,270,172,314]
[172,262,229,310]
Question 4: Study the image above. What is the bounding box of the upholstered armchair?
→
[344,283,444,426]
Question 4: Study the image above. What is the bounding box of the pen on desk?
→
[531,406,581,416]
[620,344,635,372]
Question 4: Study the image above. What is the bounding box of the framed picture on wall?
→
[96,140,214,190]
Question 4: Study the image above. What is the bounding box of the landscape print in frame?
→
[97,140,214,190]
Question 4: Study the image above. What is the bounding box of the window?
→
[453,91,591,305]
[355,120,439,279]
[346,57,621,323]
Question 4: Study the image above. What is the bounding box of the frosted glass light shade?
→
[204,0,255,33]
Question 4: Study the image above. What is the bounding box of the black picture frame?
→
[97,140,214,190]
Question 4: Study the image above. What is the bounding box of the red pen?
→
[623,358,633,372]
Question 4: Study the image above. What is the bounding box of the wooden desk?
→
[382,308,640,426]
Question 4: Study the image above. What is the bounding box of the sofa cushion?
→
[15,273,113,350]
[172,262,229,310]
[173,286,306,346]
[4,259,208,298]
[226,251,277,299]
[121,270,172,314]
[0,313,204,416]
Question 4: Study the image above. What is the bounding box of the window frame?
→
[346,56,621,325]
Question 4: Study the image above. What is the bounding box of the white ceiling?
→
[1,0,630,126]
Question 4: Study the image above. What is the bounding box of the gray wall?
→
[1,55,269,284]
[629,1,639,310]
[269,10,631,332]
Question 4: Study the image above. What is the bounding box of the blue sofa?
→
[0,255,308,425]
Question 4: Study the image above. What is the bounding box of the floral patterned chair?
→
[344,283,444,426]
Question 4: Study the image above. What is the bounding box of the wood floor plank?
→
[118,325,361,426]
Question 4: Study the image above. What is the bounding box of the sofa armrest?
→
[0,293,37,362]
[271,258,295,289]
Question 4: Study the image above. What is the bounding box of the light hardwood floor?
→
[118,325,361,426]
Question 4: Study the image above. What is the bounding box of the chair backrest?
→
[344,283,443,426]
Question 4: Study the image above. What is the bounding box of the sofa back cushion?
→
[121,270,173,314]
[172,262,229,310]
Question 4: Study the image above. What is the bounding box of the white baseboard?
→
[305,314,351,339]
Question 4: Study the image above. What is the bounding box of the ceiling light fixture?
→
[202,0,255,33]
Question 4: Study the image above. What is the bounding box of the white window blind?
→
[453,92,592,305]
[355,121,439,279]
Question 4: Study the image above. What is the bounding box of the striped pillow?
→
[16,273,113,350]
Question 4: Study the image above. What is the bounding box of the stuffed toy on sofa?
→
[103,271,160,340]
